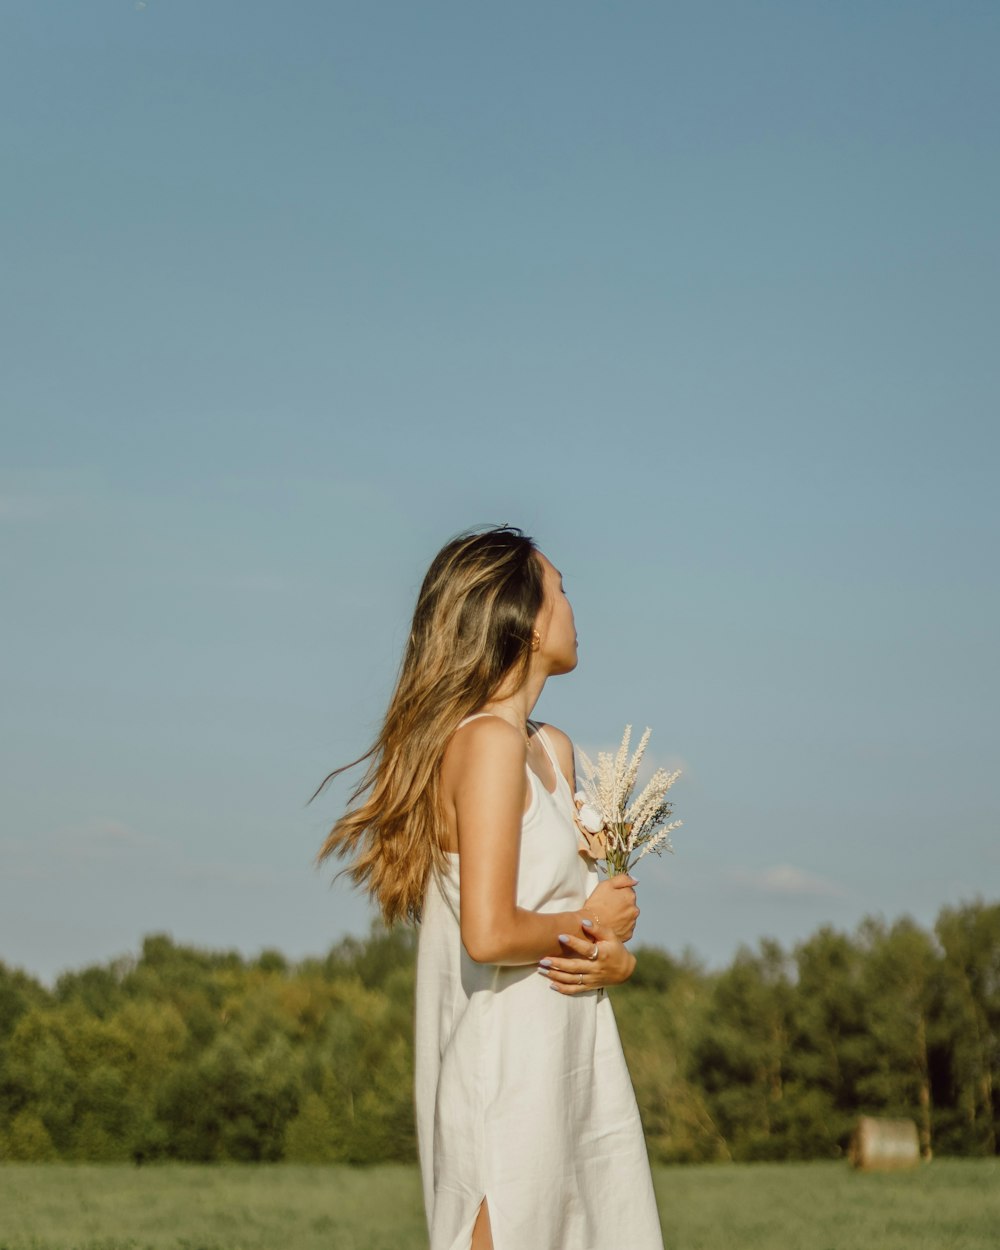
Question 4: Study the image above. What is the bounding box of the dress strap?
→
[531,722,558,766]
[455,712,497,730]
[532,724,575,798]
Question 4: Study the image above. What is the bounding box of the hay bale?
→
[848,1115,921,1170]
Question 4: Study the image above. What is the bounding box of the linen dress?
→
[414,715,664,1250]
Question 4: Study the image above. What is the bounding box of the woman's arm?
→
[445,717,590,965]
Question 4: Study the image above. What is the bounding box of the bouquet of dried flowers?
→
[573,725,682,877]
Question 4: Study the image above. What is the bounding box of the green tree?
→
[3,1108,58,1161]
[690,939,794,1160]
[55,960,130,1020]
[616,947,726,1162]
[934,900,1000,1154]
[158,1031,299,1162]
[3,1008,77,1154]
[0,961,51,1127]
[856,915,938,1158]
[4,901,1000,1166]
[283,1091,338,1162]
[313,978,416,1164]
[786,926,870,1158]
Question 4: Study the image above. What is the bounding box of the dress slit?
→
[443,1191,490,1250]
[470,1193,490,1250]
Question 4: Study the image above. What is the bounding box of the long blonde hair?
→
[311,525,545,926]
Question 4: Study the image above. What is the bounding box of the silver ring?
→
[588,943,599,961]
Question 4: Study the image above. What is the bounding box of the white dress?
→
[414,715,664,1250]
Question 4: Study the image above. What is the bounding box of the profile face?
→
[533,551,578,675]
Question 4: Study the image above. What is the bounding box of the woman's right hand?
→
[580,874,639,942]
[541,920,637,993]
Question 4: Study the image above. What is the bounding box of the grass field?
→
[1,1159,997,1250]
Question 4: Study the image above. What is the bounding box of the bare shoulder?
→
[441,714,526,780]
[440,715,530,828]
[534,722,577,788]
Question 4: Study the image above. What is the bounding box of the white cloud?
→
[729,863,845,898]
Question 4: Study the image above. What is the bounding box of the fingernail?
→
[580,918,593,928]
[557,934,570,943]
[537,967,550,976]
[539,958,552,967]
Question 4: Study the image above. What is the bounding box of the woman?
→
[316,525,664,1250]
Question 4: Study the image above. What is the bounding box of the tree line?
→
[1,899,997,1165]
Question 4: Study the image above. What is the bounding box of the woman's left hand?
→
[538,920,637,994]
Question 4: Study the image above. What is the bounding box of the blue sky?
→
[2,1,997,983]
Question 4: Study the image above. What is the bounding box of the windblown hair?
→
[311,524,545,926]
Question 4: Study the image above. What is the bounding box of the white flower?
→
[573,792,605,834]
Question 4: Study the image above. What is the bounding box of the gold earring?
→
[531,630,540,651]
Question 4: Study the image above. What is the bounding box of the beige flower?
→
[573,793,608,860]
[576,823,608,861]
